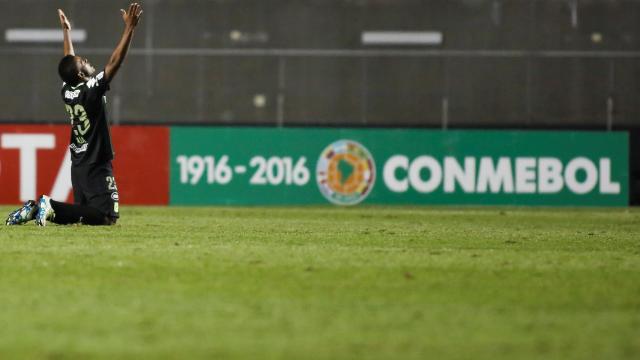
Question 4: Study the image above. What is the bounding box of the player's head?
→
[58,55,96,85]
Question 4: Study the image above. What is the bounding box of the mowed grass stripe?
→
[0,206,638,359]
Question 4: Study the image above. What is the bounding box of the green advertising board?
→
[170,128,628,206]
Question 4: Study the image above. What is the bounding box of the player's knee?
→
[104,216,117,226]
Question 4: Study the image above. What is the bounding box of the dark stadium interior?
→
[0,0,638,201]
[1,3,639,358]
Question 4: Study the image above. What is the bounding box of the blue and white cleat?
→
[5,200,38,225]
[35,195,55,227]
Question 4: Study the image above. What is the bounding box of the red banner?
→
[0,125,169,205]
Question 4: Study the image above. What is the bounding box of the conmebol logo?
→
[383,156,621,195]
[316,140,376,205]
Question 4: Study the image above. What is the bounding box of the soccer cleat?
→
[5,200,38,226]
[35,195,56,227]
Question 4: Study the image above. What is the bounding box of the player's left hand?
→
[58,9,71,30]
[120,3,143,28]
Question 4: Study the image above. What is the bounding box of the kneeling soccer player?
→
[5,4,143,226]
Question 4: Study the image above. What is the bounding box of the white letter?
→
[50,151,73,201]
[444,157,476,193]
[515,158,536,193]
[383,155,409,193]
[409,156,442,193]
[538,157,563,193]
[599,158,621,194]
[1,134,55,201]
[565,157,598,194]
[477,157,514,193]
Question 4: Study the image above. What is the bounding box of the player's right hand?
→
[58,9,71,30]
[120,3,143,28]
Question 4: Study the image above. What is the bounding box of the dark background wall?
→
[0,0,638,130]
[1,0,638,203]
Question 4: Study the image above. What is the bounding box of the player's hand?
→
[120,3,143,28]
[58,9,71,30]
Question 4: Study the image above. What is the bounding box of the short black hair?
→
[58,55,80,85]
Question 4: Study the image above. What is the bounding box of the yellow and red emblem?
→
[316,140,376,205]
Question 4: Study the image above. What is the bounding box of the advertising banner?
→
[0,125,169,205]
[170,128,628,206]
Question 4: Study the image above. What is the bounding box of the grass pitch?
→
[0,206,638,359]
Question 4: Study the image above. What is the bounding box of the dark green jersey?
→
[61,70,114,166]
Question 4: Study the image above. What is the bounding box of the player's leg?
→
[84,162,120,224]
[45,161,119,226]
[7,196,111,226]
[33,162,119,226]
[35,195,112,226]
[35,163,117,226]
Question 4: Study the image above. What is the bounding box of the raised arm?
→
[104,3,143,83]
[58,9,74,56]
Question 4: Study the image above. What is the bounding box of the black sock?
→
[50,200,110,226]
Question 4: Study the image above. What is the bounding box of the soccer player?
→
[5,4,143,226]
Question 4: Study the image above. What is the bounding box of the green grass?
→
[0,206,639,359]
